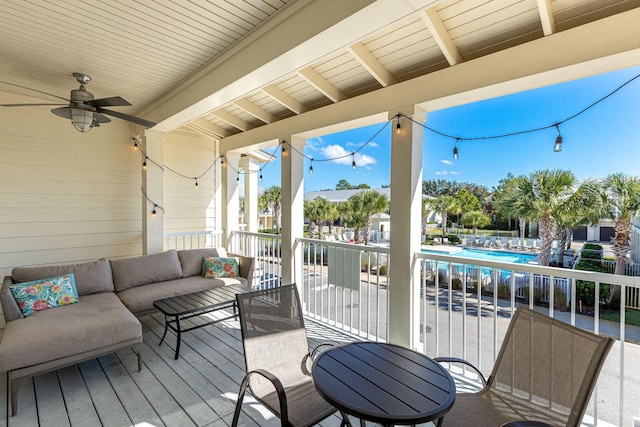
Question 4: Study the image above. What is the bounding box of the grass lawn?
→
[600,308,640,327]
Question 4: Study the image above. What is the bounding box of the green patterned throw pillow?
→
[9,273,79,316]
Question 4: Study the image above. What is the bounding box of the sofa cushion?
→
[117,275,247,315]
[177,247,228,277]
[202,256,239,278]
[11,258,114,296]
[0,293,141,372]
[110,250,182,292]
[10,273,79,316]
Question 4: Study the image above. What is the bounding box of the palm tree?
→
[601,173,640,275]
[492,174,535,242]
[342,190,389,245]
[462,210,491,236]
[304,197,332,239]
[498,170,582,266]
[426,195,457,237]
[259,186,282,233]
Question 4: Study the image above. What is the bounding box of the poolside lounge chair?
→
[483,238,491,248]
[232,285,348,427]
[436,306,613,427]
[495,238,504,249]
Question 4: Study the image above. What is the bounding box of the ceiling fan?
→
[0,72,156,132]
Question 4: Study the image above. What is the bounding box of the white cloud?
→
[306,137,324,151]
[321,144,376,167]
[347,141,379,148]
[440,159,453,165]
[435,171,449,175]
[450,171,461,175]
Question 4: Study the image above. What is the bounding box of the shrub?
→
[574,259,612,306]
[379,264,388,276]
[451,277,462,290]
[447,234,460,244]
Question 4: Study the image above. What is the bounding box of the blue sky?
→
[259,64,640,191]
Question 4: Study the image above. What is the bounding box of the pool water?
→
[421,248,537,264]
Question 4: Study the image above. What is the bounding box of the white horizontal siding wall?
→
[162,129,218,241]
[0,104,142,279]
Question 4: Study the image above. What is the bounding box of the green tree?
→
[600,173,640,275]
[492,173,536,242]
[304,197,333,239]
[425,195,457,237]
[342,190,389,245]
[455,189,483,230]
[335,179,353,190]
[462,210,491,236]
[259,186,282,233]
[498,170,592,266]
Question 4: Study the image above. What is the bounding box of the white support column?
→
[222,153,241,249]
[388,106,426,349]
[142,129,165,255]
[240,156,260,232]
[281,137,305,286]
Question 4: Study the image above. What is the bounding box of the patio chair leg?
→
[231,376,251,427]
[339,411,352,426]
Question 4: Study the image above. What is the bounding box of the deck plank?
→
[57,365,102,426]
[100,352,164,426]
[78,359,132,426]
[33,372,70,426]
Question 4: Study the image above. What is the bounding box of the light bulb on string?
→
[309,160,313,175]
[396,116,401,135]
[282,142,286,154]
[150,205,157,218]
[453,138,459,160]
[133,138,139,150]
[220,156,225,166]
[352,153,357,171]
[195,178,199,188]
[142,157,147,170]
[553,125,563,152]
[237,171,240,182]
[259,171,263,182]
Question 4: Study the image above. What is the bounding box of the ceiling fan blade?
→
[97,108,156,128]
[89,96,131,108]
[1,103,66,107]
[0,80,69,102]
[93,112,111,123]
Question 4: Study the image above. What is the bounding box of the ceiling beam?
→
[234,98,276,124]
[298,67,347,102]
[262,85,309,114]
[536,0,556,36]
[189,118,229,138]
[347,42,397,87]
[210,110,252,132]
[221,7,640,152]
[421,7,462,66]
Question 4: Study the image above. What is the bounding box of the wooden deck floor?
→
[0,311,360,427]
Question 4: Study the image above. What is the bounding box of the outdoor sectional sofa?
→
[0,247,254,415]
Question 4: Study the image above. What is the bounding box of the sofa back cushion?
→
[177,247,228,277]
[110,250,183,292]
[11,258,114,296]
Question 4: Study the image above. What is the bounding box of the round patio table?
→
[312,342,456,427]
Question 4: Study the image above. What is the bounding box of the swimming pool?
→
[421,248,537,264]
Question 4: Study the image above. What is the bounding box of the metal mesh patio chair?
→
[436,305,614,427]
[231,284,348,427]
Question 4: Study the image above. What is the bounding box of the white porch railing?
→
[215,231,640,425]
[163,230,222,250]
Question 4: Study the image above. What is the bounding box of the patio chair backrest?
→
[236,285,310,399]
[487,306,614,426]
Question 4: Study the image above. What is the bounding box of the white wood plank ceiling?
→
[0,0,638,138]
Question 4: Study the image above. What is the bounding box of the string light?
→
[150,205,158,218]
[553,124,563,152]
[195,178,199,188]
[237,171,240,182]
[309,160,313,175]
[131,72,638,186]
[142,157,147,170]
[141,187,164,218]
[132,138,139,150]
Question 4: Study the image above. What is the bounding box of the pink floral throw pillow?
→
[202,256,239,279]
[9,273,79,317]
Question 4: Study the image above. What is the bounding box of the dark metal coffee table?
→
[153,284,253,359]
[312,341,456,427]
